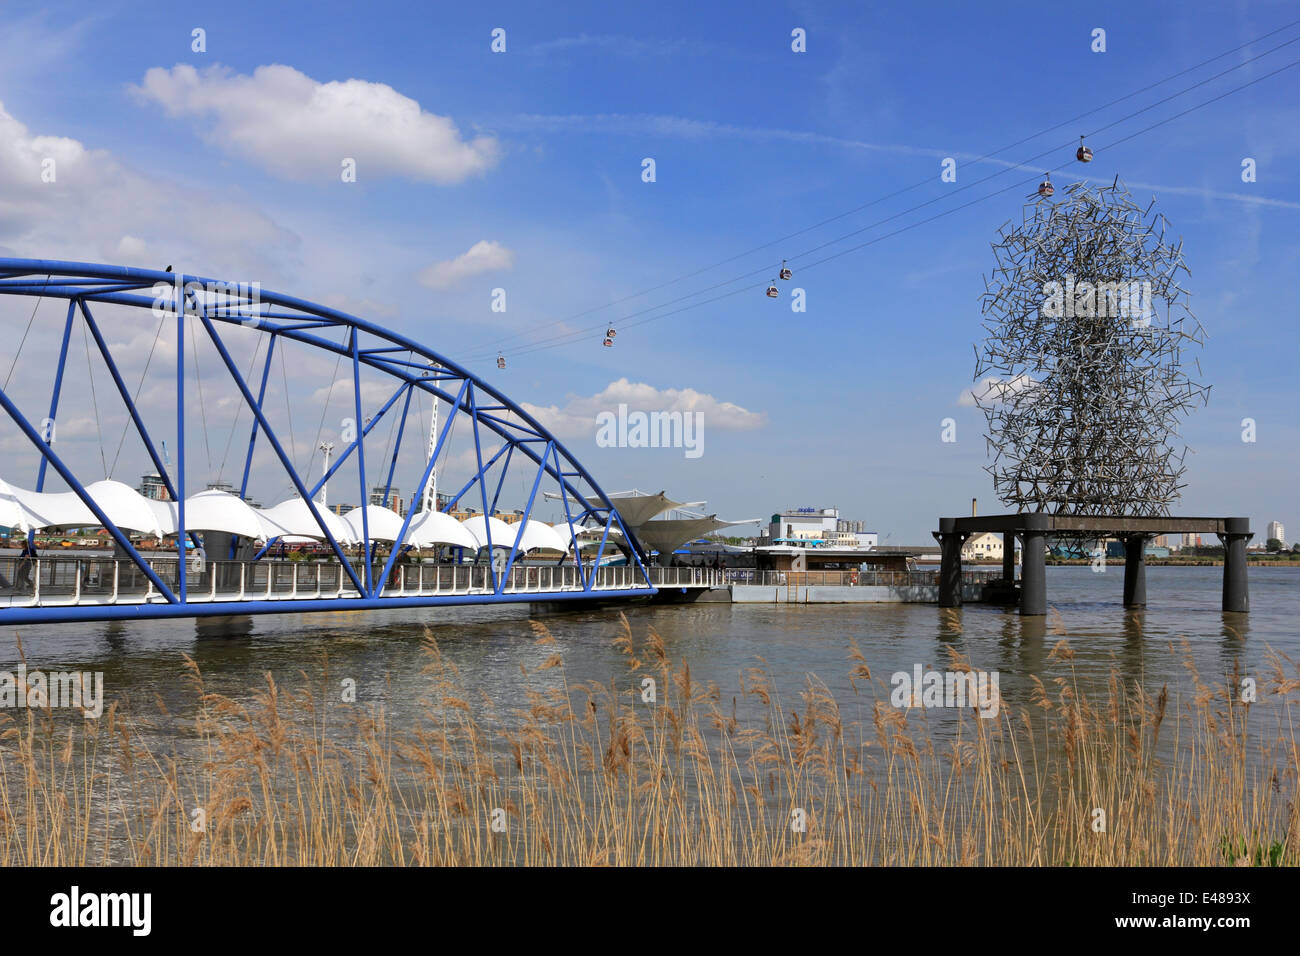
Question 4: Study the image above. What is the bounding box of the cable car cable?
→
[472,46,1300,363]
[492,56,1300,361]
[462,19,1300,358]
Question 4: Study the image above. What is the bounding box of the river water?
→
[3,566,1295,732]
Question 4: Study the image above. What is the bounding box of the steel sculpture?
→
[974,179,1210,521]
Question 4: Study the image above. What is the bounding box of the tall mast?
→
[421,361,439,513]
[318,441,334,507]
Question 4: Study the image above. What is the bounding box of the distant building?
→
[962,531,1017,561]
[370,486,405,516]
[205,480,261,508]
[327,503,355,516]
[767,507,877,549]
[1106,539,1170,559]
[137,473,170,501]
[1267,520,1285,544]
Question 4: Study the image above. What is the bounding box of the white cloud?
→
[0,98,297,275]
[521,378,766,439]
[130,63,499,184]
[958,374,1038,407]
[416,240,514,290]
[114,235,149,260]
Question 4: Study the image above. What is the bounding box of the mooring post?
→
[936,517,964,608]
[1122,533,1148,608]
[1019,514,1048,616]
[1220,517,1251,613]
[1001,533,1016,583]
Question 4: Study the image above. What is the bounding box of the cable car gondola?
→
[1037,174,1054,198]
[602,337,614,347]
[1076,135,1093,163]
[779,259,792,280]
[496,353,506,369]
[606,327,617,338]
[765,280,779,298]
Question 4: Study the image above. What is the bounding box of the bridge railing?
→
[644,566,725,589]
[0,555,659,608]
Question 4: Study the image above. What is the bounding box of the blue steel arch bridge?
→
[0,259,710,625]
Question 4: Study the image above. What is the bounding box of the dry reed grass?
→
[0,615,1296,866]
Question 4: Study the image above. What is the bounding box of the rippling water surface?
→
[4,566,1295,731]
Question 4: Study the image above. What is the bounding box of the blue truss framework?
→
[0,258,654,623]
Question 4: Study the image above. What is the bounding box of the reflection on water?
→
[0,567,1293,745]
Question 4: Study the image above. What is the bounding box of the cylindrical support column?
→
[1220,517,1251,613]
[1019,515,1048,616]
[1001,534,1016,582]
[936,517,964,608]
[1122,534,1148,608]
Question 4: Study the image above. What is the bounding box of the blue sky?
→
[1,0,1297,544]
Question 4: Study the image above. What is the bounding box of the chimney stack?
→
[972,497,978,517]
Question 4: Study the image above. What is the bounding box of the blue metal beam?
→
[501,441,552,584]
[176,283,188,601]
[0,258,654,597]
[489,444,516,515]
[382,383,414,507]
[196,312,367,595]
[373,377,471,598]
[0,386,179,602]
[34,299,77,495]
[442,440,511,513]
[239,333,277,501]
[351,329,372,593]
[305,379,410,501]
[553,443,587,582]
[79,301,180,501]
[467,385,498,591]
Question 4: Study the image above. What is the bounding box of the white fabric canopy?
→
[0,478,164,536]
[253,510,293,542]
[514,519,569,553]
[461,515,568,553]
[260,497,357,545]
[460,514,518,551]
[407,510,479,550]
[147,489,268,539]
[342,504,406,542]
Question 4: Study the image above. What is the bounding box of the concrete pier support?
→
[1122,534,1148,607]
[935,518,966,608]
[935,512,1250,616]
[1220,517,1252,613]
[1019,514,1048,616]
